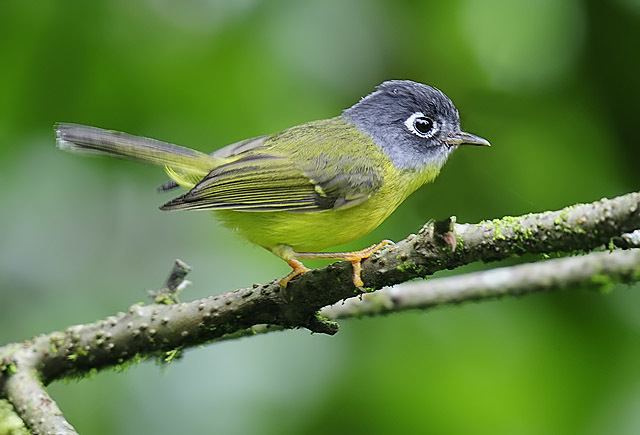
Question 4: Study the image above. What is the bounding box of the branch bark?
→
[1,190,639,433]
[320,249,640,319]
[2,369,77,435]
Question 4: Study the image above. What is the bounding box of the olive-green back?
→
[161,117,388,213]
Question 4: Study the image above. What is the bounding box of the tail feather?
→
[55,123,220,174]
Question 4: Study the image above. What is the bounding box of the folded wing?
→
[160,151,382,213]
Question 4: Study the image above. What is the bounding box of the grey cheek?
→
[378,135,452,171]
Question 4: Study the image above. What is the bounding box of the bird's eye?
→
[414,116,433,135]
[404,112,438,138]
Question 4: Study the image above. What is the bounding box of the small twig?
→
[149,259,192,304]
[164,259,191,292]
[321,249,640,319]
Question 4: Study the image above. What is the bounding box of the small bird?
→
[56,80,489,287]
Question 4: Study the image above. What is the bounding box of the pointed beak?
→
[447,131,491,147]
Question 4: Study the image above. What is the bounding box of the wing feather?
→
[158,135,269,192]
[160,122,384,213]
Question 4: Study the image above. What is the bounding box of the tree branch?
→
[3,371,77,435]
[0,190,639,433]
[182,248,640,343]
[1,191,638,379]
[321,249,640,319]
[1,350,77,435]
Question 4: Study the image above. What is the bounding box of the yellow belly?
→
[216,197,392,252]
[214,166,439,252]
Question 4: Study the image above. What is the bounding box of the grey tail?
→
[55,123,219,173]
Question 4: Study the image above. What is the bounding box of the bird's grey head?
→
[343,80,489,170]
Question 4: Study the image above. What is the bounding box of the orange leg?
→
[279,259,311,288]
[277,240,394,288]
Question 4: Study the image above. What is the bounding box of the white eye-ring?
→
[404,112,438,138]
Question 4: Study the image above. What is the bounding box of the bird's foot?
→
[293,239,395,288]
[279,259,311,288]
[341,240,395,287]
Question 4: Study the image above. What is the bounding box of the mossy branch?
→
[320,249,640,319]
[0,190,639,433]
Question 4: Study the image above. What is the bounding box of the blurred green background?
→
[1,0,640,434]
